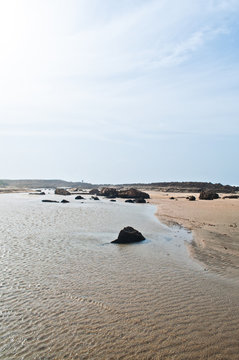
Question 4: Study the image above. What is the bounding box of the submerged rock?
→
[199,190,219,200]
[111,226,145,244]
[61,199,69,203]
[42,200,59,203]
[75,195,85,200]
[55,188,71,196]
[125,199,135,203]
[91,196,100,200]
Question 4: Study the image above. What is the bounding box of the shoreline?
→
[148,190,239,279]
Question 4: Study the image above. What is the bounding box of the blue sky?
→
[0,0,238,184]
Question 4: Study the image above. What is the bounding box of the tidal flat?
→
[0,192,239,359]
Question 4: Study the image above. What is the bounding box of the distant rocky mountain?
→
[0,179,94,189]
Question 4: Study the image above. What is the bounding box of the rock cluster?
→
[118,188,150,199]
[98,187,150,200]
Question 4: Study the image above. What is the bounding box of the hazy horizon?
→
[0,0,238,184]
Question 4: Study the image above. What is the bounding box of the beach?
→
[1,192,239,359]
[148,190,239,278]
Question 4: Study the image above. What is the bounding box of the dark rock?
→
[118,188,150,199]
[125,199,135,203]
[100,187,118,198]
[110,199,116,202]
[91,196,99,200]
[75,195,85,200]
[61,199,69,203]
[29,192,45,195]
[223,195,239,199]
[135,198,146,203]
[199,190,219,200]
[89,188,100,195]
[111,226,145,244]
[170,197,175,200]
[188,196,196,201]
[55,188,71,196]
[42,200,59,203]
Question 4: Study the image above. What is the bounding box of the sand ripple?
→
[0,193,238,359]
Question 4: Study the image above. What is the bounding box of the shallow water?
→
[0,193,238,359]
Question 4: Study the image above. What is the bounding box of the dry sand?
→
[148,191,239,278]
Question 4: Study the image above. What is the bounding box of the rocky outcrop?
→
[75,195,85,200]
[100,187,118,198]
[89,189,100,195]
[118,188,150,199]
[111,226,145,244]
[199,190,219,200]
[55,188,71,196]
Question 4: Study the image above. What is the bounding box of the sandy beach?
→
[148,190,239,278]
[1,191,239,359]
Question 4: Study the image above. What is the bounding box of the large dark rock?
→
[75,195,85,200]
[100,187,118,198]
[135,198,146,203]
[89,188,100,195]
[42,200,59,203]
[199,190,219,200]
[111,226,145,244]
[118,188,150,199]
[55,188,71,196]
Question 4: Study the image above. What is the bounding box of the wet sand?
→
[1,192,239,359]
[148,190,239,278]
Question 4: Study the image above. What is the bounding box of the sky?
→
[0,0,238,184]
